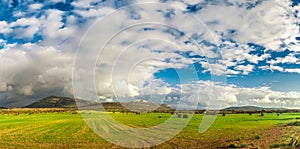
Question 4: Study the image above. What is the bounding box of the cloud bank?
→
[0,0,299,108]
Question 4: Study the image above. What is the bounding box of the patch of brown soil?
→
[156,125,289,149]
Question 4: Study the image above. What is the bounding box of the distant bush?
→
[269,143,280,148]
[71,111,78,114]
[229,144,238,148]
[255,135,261,139]
[287,121,300,126]
[237,137,241,141]
[241,144,247,148]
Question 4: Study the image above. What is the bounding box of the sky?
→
[0,0,299,109]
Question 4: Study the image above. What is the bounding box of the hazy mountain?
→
[223,106,287,111]
[24,96,174,112]
[25,96,86,109]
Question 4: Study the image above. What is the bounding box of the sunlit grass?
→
[0,111,299,148]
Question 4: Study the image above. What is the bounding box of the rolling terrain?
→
[0,111,299,148]
[0,96,299,148]
[222,106,286,111]
[24,96,174,112]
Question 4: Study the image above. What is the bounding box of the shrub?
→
[255,135,261,139]
[288,121,300,126]
[229,144,238,148]
[241,144,247,148]
[269,144,280,148]
[237,137,241,141]
[71,111,78,114]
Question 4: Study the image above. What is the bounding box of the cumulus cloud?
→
[236,0,298,50]
[285,68,300,74]
[268,53,299,65]
[10,17,41,39]
[169,81,300,109]
[0,43,73,107]
[259,65,284,72]
[29,3,43,10]
[40,10,76,45]
[196,0,299,50]
[235,64,254,75]
[0,21,12,34]
[0,0,299,109]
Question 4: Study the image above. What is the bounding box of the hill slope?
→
[25,96,78,109]
[24,96,174,112]
[223,106,287,111]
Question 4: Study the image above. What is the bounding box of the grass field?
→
[0,111,299,148]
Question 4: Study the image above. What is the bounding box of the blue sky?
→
[154,50,300,92]
[0,0,299,109]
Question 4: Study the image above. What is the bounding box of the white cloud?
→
[0,0,299,108]
[200,62,227,75]
[235,64,254,75]
[285,68,300,74]
[40,10,75,45]
[218,43,269,75]
[29,3,43,10]
[268,53,299,65]
[250,93,272,104]
[0,21,12,34]
[19,85,34,96]
[259,65,284,72]
[0,43,73,107]
[259,65,300,74]
[194,0,298,51]
[127,84,140,97]
[225,69,240,75]
[234,0,298,50]
[10,17,41,39]
[175,81,300,109]
[71,0,101,8]
[245,53,270,64]
[225,93,238,103]
[74,7,115,18]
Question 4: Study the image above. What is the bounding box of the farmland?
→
[0,109,300,148]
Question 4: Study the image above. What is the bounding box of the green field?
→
[0,111,299,148]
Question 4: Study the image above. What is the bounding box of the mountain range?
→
[24,96,174,112]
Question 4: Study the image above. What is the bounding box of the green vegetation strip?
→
[0,111,299,148]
